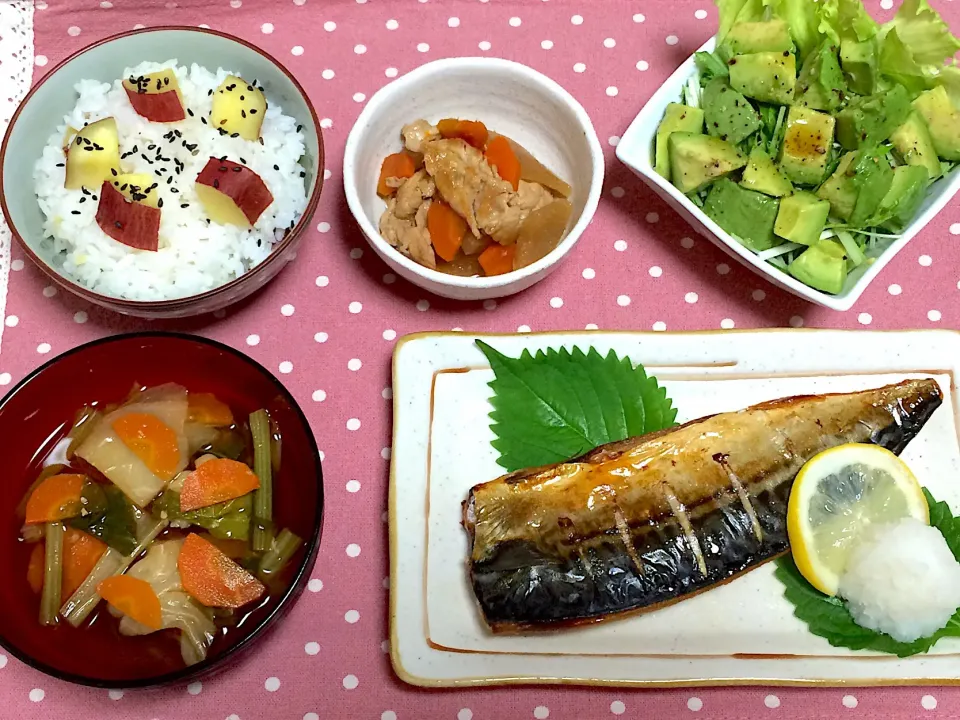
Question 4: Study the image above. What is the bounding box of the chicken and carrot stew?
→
[377,118,574,276]
[18,383,301,668]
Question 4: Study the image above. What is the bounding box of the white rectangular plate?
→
[389,329,960,687]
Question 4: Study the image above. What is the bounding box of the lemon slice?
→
[787,443,929,596]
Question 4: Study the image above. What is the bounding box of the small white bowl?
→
[343,58,604,301]
[616,37,960,312]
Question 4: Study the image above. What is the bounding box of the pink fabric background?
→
[1,0,959,717]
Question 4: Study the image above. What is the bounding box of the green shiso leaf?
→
[776,489,960,657]
[475,341,678,472]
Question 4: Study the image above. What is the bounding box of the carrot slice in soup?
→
[27,543,44,594]
[112,412,181,481]
[179,458,260,512]
[187,393,234,427]
[478,244,516,276]
[62,528,108,599]
[178,533,265,608]
[427,200,468,262]
[377,152,417,197]
[98,575,163,630]
[485,135,521,190]
[24,473,85,524]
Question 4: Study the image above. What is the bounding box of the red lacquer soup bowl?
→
[0,333,323,687]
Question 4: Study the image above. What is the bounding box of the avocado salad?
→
[654,0,960,296]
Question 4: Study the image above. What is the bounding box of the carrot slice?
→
[112,412,181,481]
[62,528,108,599]
[437,118,489,149]
[179,458,260,512]
[478,244,516,276]
[377,152,417,197]
[24,473,84,524]
[485,135,521,191]
[98,575,163,631]
[187,393,234,427]
[27,543,44,594]
[427,200,468,262]
[178,533,265,608]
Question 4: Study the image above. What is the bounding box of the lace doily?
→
[0,0,34,354]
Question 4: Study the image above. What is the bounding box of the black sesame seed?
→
[71,210,81,215]
[79,197,86,203]
[296,124,302,132]
[300,171,305,177]
[239,157,246,164]
[91,195,97,201]
[115,221,123,228]
[181,203,189,208]
[148,144,156,150]
[76,137,82,146]
[241,109,246,118]
[230,132,239,138]
[187,108,194,117]
[110,168,118,176]
[240,95,245,101]
[213,179,219,189]
[56,162,64,167]
[208,89,213,96]
[249,108,257,115]
[120,183,128,191]
[171,187,179,193]
[81,187,91,195]
[158,198,164,208]
[83,146,93,151]
[167,175,174,185]
[273,164,279,170]
[247,85,253,91]
[163,76,170,85]
[201,117,208,125]
[114,181,120,186]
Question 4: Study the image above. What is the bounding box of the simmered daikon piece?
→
[64,117,121,190]
[210,75,266,141]
[75,384,189,507]
[499,135,571,198]
[436,252,483,277]
[514,199,573,270]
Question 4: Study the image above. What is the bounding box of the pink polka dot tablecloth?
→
[1,0,960,718]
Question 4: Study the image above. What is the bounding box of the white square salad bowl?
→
[616,37,960,312]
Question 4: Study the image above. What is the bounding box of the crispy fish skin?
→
[462,379,943,632]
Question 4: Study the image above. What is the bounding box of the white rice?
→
[838,517,960,643]
[33,59,307,301]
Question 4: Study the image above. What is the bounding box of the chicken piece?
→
[423,138,513,238]
[402,119,441,154]
[378,197,437,269]
[477,180,554,246]
[394,170,435,220]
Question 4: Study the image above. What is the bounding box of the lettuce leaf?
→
[768,0,824,61]
[819,0,879,45]
[878,0,960,99]
[716,0,767,45]
[883,0,960,67]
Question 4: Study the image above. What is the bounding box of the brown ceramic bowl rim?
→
[0,26,325,312]
[0,332,325,688]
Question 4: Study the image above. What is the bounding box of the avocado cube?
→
[702,78,761,145]
[890,112,943,181]
[703,177,780,252]
[779,106,836,186]
[729,51,796,105]
[655,103,706,178]
[668,133,747,194]
[774,192,830,246]
[836,85,912,150]
[875,165,930,230]
[788,239,848,295]
[724,19,793,55]
[741,146,793,197]
[913,85,960,162]
[849,152,894,227]
[796,42,846,112]
[817,152,858,221]
[839,38,877,96]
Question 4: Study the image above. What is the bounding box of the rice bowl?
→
[33,59,307,302]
